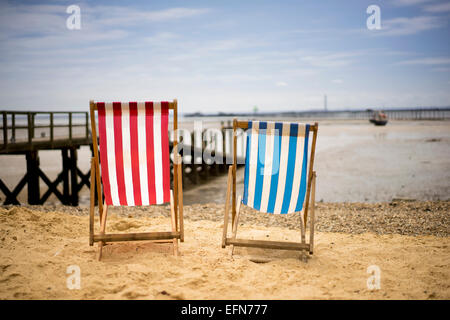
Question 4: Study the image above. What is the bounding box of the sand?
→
[1,119,449,300]
[1,204,449,300]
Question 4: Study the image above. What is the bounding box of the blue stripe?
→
[242,121,252,205]
[295,124,310,211]
[253,122,267,210]
[266,122,283,213]
[280,123,298,214]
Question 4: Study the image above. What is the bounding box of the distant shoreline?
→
[183,106,450,119]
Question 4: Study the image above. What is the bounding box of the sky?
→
[0,0,449,113]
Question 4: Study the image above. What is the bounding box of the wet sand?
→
[184,120,450,204]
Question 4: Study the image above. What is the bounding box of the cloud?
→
[300,52,362,68]
[423,2,450,13]
[432,67,450,72]
[378,15,446,36]
[391,0,433,6]
[397,57,450,65]
[0,3,210,38]
[332,79,343,84]
[88,6,210,26]
[275,81,288,87]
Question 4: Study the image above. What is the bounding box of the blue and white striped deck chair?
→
[222,119,318,257]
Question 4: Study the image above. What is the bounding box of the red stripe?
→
[129,102,142,206]
[113,102,127,205]
[145,102,156,204]
[161,101,171,203]
[97,103,113,205]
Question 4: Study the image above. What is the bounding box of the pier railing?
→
[0,111,92,206]
[1,111,90,153]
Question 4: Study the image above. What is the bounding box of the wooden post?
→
[230,195,242,256]
[177,158,184,242]
[97,203,107,261]
[89,101,103,216]
[169,191,179,256]
[69,147,78,206]
[222,166,233,248]
[26,150,40,205]
[61,148,70,205]
[181,162,186,184]
[173,99,179,230]
[50,113,54,144]
[309,171,316,254]
[85,112,89,139]
[192,163,199,184]
[69,112,72,141]
[303,123,318,225]
[11,113,15,143]
[31,113,35,139]
[89,158,95,246]
[27,113,32,144]
[2,112,7,147]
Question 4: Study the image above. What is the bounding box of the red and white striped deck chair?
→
[89,100,184,260]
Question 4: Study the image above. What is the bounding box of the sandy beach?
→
[1,120,449,300]
[0,201,448,300]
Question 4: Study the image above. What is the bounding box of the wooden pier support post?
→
[61,148,70,205]
[26,150,40,205]
[2,112,7,147]
[69,147,78,206]
[192,163,199,184]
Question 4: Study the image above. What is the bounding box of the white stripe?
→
[247,121,259,207]
[259,122,275,213]
[241,129,247,161]
[288,124,306,213]
[105,103,120,206]
[137,103,149,205]
[153,102,164,204]
[273,123,291,214]
[121,103,135,206]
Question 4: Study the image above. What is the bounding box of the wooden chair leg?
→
[170,191,179,257]
[177,158,184,242]
[222,166,233,248]
[97,202,108,261]
[309,171,316,255]
[230,195,242,257]
[300,211,306,245]
[89,159,95,246]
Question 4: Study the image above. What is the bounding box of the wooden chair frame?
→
[89,100,184,260]
[222,119,318,257]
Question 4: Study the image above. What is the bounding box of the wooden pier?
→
[0,111,92,206]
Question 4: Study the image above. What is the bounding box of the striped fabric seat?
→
[97,102,171,206]
[243,121,310,214]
